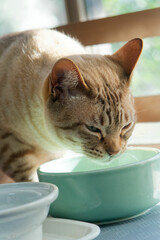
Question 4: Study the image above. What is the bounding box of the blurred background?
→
[0,0,160,145]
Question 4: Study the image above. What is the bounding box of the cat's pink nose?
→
[108,150,120,156]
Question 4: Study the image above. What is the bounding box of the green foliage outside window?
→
[102,0,160,96]
[102,0,160,16]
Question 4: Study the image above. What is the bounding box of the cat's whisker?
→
[84,149,104,159]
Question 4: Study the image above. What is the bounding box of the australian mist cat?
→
[0,29,143,182]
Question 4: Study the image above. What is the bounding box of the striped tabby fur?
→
[0,29,142,182]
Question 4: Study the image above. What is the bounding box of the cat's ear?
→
[111,38,143,76]
[43,58,89,102]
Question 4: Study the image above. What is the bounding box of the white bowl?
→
[43,217,100,240]
[0,182,58,240]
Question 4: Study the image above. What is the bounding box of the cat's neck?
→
[17,86,65,152]
[0,29,86,153]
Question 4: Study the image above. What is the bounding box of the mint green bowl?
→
[38,147,160,223]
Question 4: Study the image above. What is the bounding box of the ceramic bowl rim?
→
[38,147,160,177]
[0,182,58,217]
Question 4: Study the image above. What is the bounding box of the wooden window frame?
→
[56,8,160,45]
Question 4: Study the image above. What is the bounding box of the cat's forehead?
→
[69,54,125,89]
[69,54,123,74]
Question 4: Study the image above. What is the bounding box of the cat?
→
[0,29,143,182]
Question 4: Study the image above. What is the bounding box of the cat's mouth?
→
[85,153,111,164]
[84,149,104,159]
[84,149,125,164]
[83,151,111,163]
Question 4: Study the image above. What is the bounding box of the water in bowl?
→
[40,148,158,174]
[70,152,138,173]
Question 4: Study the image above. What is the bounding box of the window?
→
[85,0,160,19]
[0,0,67,36]
[85,0,160,97]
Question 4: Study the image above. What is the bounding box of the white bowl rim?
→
[44,217,101,240]
[0,182,58,217]
[38,147,160,176]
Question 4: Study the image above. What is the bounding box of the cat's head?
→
[43,38,143,160]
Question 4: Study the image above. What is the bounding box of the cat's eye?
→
[120,122,133,140]
[85,125,101,133]
[122,122,132,130]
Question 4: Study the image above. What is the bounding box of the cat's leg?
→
[0,169,15,183]
[0,132,36,182]
[0,129,57,182]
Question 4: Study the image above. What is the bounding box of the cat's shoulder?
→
[0,29,85,56]
[0,29,35,56]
